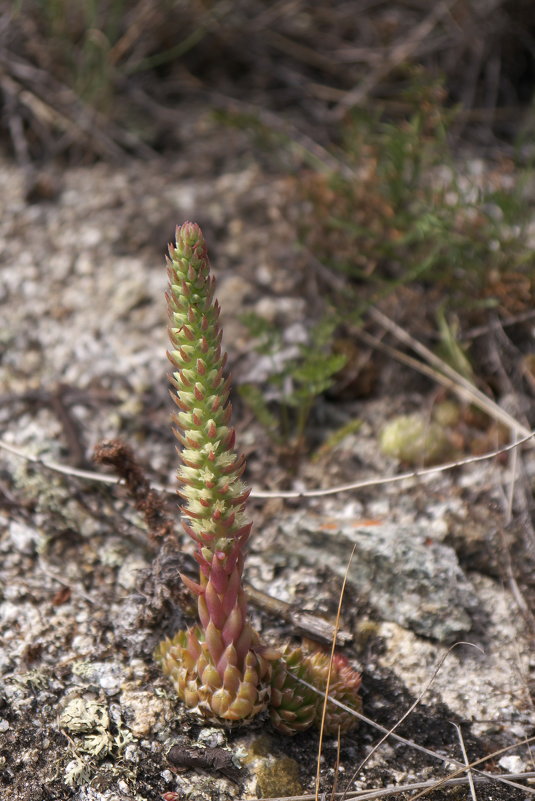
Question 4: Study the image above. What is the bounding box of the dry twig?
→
[367,307,533,440]
[1,431,534,499]
[92,438,176,545]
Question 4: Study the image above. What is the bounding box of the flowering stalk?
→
[155,222,362,733]
[155,222,273,723]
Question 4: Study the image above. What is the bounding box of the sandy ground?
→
[1,112,534,800]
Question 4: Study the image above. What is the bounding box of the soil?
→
[1,106,534,801]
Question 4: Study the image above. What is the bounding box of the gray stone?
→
[71,661,124,695]
[8,520,40,554]
[275,513,478,642]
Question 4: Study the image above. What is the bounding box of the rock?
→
[117,555,148,591]
[275,514,478,641]
[498,754,526,773]
[8,520,40,554]
[71,662,124,696]
[119,686,174,738]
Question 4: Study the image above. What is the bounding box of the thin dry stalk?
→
[0,51,156,160]
[315,545,356,801]
[355,327,503,413]
[405,735,535,800]
[108,0,160,66]
[251,770,535,801]
[463,309,535,340]
[493,425,535,636]
[452,722,478,801]
[330,729,342,801]
[505,432,519,525]
[1,431,534,499]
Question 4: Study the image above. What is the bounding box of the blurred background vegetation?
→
[2,0,534,162]
[2,0,535,462]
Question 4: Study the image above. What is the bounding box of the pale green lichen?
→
[379,412,451,465]
[59,694,134,776]
[59,697,109,733]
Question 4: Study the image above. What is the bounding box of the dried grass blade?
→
[368,307,531,439]
[315,545,357,801]
[452,722,478,801]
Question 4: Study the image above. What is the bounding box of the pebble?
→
[8,520,40,554]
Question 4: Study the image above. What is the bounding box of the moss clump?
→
[255,755,303,798]
[379,412,451,465]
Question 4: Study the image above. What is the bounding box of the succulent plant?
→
[269,646,320,735]
[155,222,274,723]
[305,649,362,735]
[155,222,362,733]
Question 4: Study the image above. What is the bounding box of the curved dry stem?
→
[2,430,533,500]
